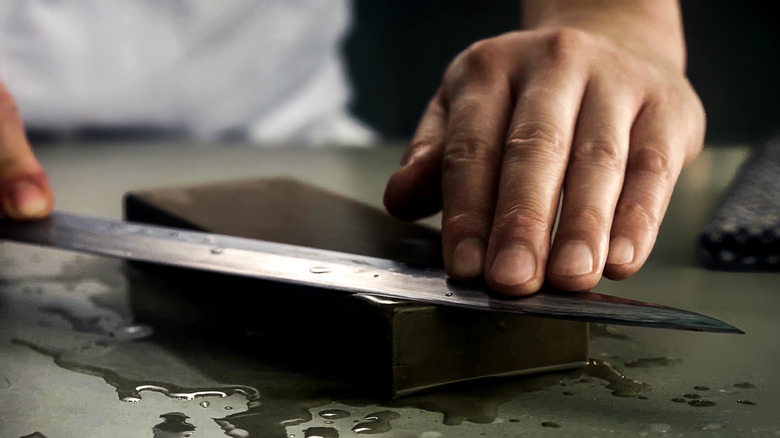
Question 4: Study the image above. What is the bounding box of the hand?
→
[384,27,704,295]
[0,81,54,220]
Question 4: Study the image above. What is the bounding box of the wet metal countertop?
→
[1,142,778,437]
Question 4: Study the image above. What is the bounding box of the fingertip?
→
[486,277,544,297]
[383,155,442,221]
[545,239,602,291]
[603,260,641,281]
[546,274,600,292]
[447,237,486,280]
[484,243,544,296]
[1,171,54,220]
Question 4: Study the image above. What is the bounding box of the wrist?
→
[523,1,686,73]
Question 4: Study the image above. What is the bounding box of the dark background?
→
[345,0,780,146]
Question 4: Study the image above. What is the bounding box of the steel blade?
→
[0,211,743,333]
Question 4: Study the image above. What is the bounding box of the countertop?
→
[1,141,778,437]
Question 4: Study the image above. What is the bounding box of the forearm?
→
[522,0,686,72]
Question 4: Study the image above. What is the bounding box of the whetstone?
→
[123,178,588,397]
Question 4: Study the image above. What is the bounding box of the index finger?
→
[0,82,54,220]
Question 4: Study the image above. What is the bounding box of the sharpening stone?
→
[123,177,589,397]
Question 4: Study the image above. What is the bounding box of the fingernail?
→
[607,236,635,265]
[12,180,48,217]
[490,244,536,286]
[551,240,594,276]
[451,238,485,278]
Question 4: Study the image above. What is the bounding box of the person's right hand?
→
[0,81,54,220]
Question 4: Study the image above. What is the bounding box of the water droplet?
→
[110,324,154,341]
[304,427,339,438]
[563,391,575,396]
[694,385,710,391]
[199,401,210,408]
[624,357,682,368]
[541,422,561,428]
[319,409,349,420]
[509,419,520,423]
[225,406,234,410]
[309,266,332,274]
[650,423,671,433]
[671,398,687,403]
[689,400,716,407]
[702,424,722,431]
[211,247,226,255]
[737,399,756,406]
[351,411,400,434]
[734,382,756,389]
[683,393,701,399]
[445,292,453,297]
[638,396,649,400]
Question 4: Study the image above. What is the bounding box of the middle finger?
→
[485,64,587,295]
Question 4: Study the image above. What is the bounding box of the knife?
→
[0,211,742,333]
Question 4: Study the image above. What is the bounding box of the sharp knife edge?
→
[0,211,743,333]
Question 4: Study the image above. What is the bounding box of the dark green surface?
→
[1,142,778,437]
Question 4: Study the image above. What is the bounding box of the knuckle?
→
[458,39,503,75]
[541,28,590,64]
[565,205,607,230]
[615,202,658,229]
[571,138,624,171]
[443,137,496,173]
[505,120,568,164]
[443,212,488,235]
[493,202,550,236]
[628,147,674,178]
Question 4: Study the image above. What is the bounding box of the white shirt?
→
[0,0,374,144]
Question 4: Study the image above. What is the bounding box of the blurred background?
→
[9,0,779,147]
[346,0,780,146]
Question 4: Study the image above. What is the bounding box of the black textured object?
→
[698,136,780,269]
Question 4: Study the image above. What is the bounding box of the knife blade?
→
[0,211,742,333]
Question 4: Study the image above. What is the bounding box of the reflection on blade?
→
[0,212,743,334]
